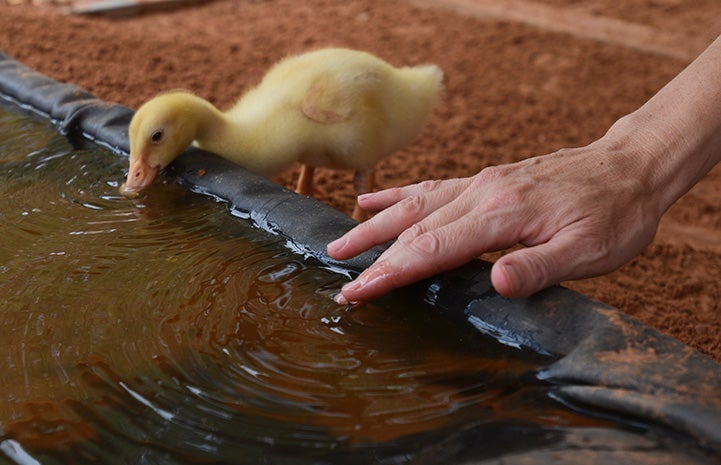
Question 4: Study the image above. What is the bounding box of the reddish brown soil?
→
[1,0,720,362]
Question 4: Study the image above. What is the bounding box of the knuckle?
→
[473,165,506,184]
[384,264,409,288]
[395,195,428,223]
[350,216,386,241]
[530,252,555,278]
[353,218,378,236]
[471,167,532,212]
[554,147,578,158]
[398,222,426,244]
[368,259,394,278]
[367,260,407,289]
[416,179,443,193]
[408,231,443,257]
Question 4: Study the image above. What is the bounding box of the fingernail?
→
[334,290,361,307]
[334,292,349,305]
[357,193,372,203]
[327,236,347,253]
[333,278,361,305]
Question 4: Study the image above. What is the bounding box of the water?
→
[0,100,711,464]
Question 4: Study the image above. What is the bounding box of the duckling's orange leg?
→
[296,164,315,196]
[352,168,375,222]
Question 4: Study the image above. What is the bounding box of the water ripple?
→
[0,103,616,464]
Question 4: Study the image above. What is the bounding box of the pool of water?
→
[0,99,713,464]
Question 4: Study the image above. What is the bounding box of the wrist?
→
[599,109,719,219]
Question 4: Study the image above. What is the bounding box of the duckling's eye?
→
[150,129,164,144]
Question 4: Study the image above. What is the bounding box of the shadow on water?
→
[0,99,715,465]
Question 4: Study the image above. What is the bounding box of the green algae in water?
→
[0,100,713,465]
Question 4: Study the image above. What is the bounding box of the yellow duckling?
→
[120,47,443,220]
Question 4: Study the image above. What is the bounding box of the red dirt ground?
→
[1,0,720,362]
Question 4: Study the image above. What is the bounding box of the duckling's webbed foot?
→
[352,169,374,222]
[295,164,315,196]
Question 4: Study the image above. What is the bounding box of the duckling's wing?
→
[301,71,382,124]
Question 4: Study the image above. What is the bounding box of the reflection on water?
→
[0,101,689,464]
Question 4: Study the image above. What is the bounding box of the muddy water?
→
[0,101,685,464]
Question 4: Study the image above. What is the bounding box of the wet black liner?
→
[2,49,720,464]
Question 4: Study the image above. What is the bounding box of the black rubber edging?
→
[2,49,721,463]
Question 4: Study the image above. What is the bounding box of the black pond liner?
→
[1,49,721,464]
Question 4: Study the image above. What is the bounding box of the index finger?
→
[336,210,507,304]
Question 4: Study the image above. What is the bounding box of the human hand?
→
[328,142,664,305]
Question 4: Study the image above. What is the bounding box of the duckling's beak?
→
[120,156,159,197]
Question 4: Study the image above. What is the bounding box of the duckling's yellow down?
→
[122,48,443,219]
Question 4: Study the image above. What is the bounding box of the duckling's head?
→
[120,92,201,196]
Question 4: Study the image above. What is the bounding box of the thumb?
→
[491,238,579,298]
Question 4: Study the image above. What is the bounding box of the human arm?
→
[328,35,721,305]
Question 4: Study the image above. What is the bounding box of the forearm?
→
[603,35,721,217]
